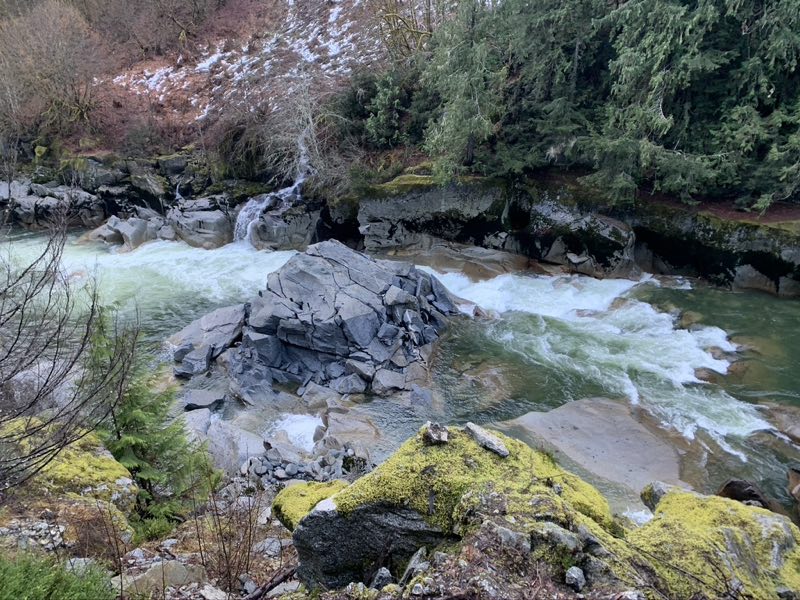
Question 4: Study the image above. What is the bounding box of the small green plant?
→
[102,372,220,540]
[0,552,115,600]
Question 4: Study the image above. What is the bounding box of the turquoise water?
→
[4,231,799,507]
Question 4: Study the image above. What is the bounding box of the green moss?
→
[2,418,134,506]
[366,174,436,197]
[333,427,613,534]
[628,490,800,599]
[36,433,132,499]
[273,481,349,530]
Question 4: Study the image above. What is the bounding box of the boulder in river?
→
[170,240,457,396]
[500,398,685,494]
[166,197,234,249]
[169,304,246,377]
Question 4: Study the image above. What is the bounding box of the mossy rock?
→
[332,426,613,534]
[629,489,800,599]
[3,418,136,513]
[273,481,349,530]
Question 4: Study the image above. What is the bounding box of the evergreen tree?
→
[423,0,505,179]
[103,373,218,535]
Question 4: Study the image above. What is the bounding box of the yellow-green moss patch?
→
[273,481,349,530]
[333,427,613,534]
[628,490,800,599]
[2,418,135,510]
[36,432,132,499]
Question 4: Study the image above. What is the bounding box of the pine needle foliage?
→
[102,373,219,537]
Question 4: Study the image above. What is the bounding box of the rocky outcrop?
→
[237,192,323,250]
[358,176,639,278]
[356,173,800,293]
[170,240,456,396]
[168,304,246,378]
[274,424,800,599]
[2,180,106,229]
[167,196,234,249]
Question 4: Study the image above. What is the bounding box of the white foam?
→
[4,235,294,321]
[269,414,323,453]
[430,270,773,449]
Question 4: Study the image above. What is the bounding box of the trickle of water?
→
[233,129,313,244]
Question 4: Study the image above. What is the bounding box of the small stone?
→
[198,584,228,600]
[285,463,299,476]
[274,468,287,479]
[463,422,509,457]
[239,574,258,595]
[565,566,586,591]
[411,583,425,596]
[370,566,393,589]
[252,538,282,557]
[422,422,449,445]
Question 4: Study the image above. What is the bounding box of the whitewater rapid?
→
[429,270,773,454]
[4,233,295,338]
[4,232,775,457]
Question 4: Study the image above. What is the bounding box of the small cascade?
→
[234,128,313,244]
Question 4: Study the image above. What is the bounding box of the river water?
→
[4,231,799,508]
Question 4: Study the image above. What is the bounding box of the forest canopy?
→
[357,0,800,208]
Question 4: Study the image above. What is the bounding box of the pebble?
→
[566,566,586,591]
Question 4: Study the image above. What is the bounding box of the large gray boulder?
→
[167,240,456,397]
[169,304,246,377]
[5,180,106,229]
[167,197,233,249]
[293,501,448,589]
[231,240,456,395]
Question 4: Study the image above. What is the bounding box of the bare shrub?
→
[367,0,449,58]
[0,219,138,490]
[0,1,107,137]
[211,77,365,196]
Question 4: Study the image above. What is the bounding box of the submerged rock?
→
[502,398,684,493]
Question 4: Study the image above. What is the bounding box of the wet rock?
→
[779,276,800,298]
[565,566,586,592]
[180,240,456,395]
[733,264,777,294]
[169,304,245,376]
[167,197,233,249]
[504,398,684,493]
[717,479,784,513]
[464,422,509,457]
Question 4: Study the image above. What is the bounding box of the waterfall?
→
[234,127,313,244]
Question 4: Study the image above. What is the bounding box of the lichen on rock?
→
[332,425,613,534]
[1,419,136,513]
[273,480,348,531]
[629,489,800,599]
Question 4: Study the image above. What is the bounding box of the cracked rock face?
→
[170,240,457,396]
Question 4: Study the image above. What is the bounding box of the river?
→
[4,231,799,512]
